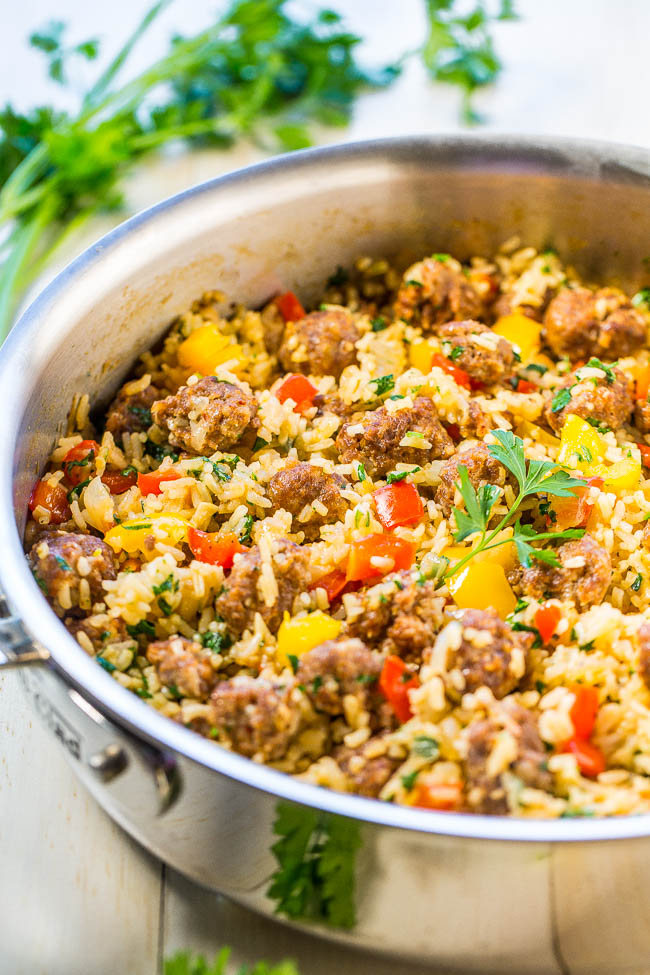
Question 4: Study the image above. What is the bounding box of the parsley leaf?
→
[370,374,395,396]
[551,387,572,413]
[412,735,440,759]
[267,801,361,929]
[386,466,421,484]
[582,357,616,384]
[371,316,388,332]
[452,464,501,542]
[164,946,300,975]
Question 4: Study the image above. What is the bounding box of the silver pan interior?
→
[2,135,650,971]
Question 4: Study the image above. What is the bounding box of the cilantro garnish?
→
[267,801,361,929]
[444,431,585,580]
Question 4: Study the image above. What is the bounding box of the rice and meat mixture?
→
[25,243,650,818]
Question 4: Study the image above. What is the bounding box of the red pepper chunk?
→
[29,480,71,524]
[516,378,537,394]
[187,527,245,569]
[373,481,424,531]
[275,291,305,323]
[569,683,599,740]
[534,602,562,644]
[411,779,462,811]
[138,469,183,496]
[548,476,603,531]
[638,444,650,469]
[63,439,99,485]
[309,567,348,604]
[565,738,606,778]
[346,534,417,582]
[101,468,138,495]
[379,655,419,724]
[430,353,472,391]
[276,373,318,414]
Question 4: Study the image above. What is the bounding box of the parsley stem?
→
[444,492,525,581]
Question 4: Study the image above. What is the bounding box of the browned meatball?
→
[208,675,300,760]
[460,400,493,440]
[296,638,383,716]
[105,381,160,440]
[635,398,650,435]
[437,320,515,386]
[151,378,258,455]
[278,309,359,379]
[638,622,650,691]
[493,292,545,323]
[67,615,128,652]
[336,396,454,477]
[394,257,485,330]
[334,735,401,797]
[30,532,117,616]
[430,608,532,701]
[216,538,309,637]
[346,577,443,666]
[465,701,553,814]
[544,286,646,362]
[146,636,217,701]
[260,299,286,355]
[267,462,348,542]
[544,365,634,435]
[435,442,507,517]
[518,536,611,611]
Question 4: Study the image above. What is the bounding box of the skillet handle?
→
[0,594,50,668]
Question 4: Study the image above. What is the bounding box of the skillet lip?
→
[3,132,650,844]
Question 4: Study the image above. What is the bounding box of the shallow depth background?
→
[2,2,650,973]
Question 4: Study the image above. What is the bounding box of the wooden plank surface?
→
[3,1,650,972]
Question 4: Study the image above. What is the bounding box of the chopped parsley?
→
[327,265,348,287]
[200,630,232,653]
[252,436,269,452]
[287,654,299,674]
[400,769,420,791]
[585,416,610,434]
[167,683,183,700]
[354,461,367,482]
[583,357,616,384]
[355,673,378,684]
[631,572,643,592]
[96,656,116,673]
[526,363,548,375]
[153,574,178,595]
[126,619,156,639]
[551,387,572,413]
[386,466,421,483]
[67,478,91,502]
[632,288,650,308]
[157,596,174,617]
[54,555,71,572]
[448,345,464,362]
[412,735,440,760]
[144,439,179,463]
[371,316,388,332]
[432,253,450,262]
[239,514,254,544]
[511,621,542,649]
[128,404,152,426]
[370,374,395,396]
[405,279,423,287]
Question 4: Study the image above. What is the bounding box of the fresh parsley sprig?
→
[164,947,299,975]
[446,430,585,578]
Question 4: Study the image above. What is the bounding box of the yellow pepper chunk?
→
[104,512,189,554]
[276,611,342,669]
[493,313,542,363]
[516,419,561,449]
[178,325,246,375]
[443,528,515,579]
[409,339,434,374]
[588,456,642,492]
[556,414,607,471]
[447,561,517,619]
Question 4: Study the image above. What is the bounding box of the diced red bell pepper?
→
[309,567,348,604]
[411,779,463,811]
[430,353,472,391]
[275,291,305,323]
[534,602,562,644]
[516,378,537,394]
[638,444,650,468]
[29,480,71,524]
[373,481,424,531]
[548,476,603,531]
[138,469,182,496]
[565,737,606,778]
[569,683,599,739]
[276,373,318,414]
[63,439,99,485]
[346,534,417,582]
[101,468,138,495]
[379,654,419,724]
[187,527,245,569]
[637,365,650,402]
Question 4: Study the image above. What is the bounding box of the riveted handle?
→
[0,594,49,668]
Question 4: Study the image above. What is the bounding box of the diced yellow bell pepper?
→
[104,512,189,554]
[447,561,517,619]
[409,339,434,374]
[516,419,561,449]
[443,529,515,580]
[178,325,246,375]
[556,414,607,471]
[276,611,342,669]
[493,313,542,363]
[587,456,642,492]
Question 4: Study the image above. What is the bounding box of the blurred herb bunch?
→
[0,0,517,338]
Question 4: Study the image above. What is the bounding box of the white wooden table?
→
[3,2,650,972]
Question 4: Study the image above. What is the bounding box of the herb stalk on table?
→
[443,430,586,582]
